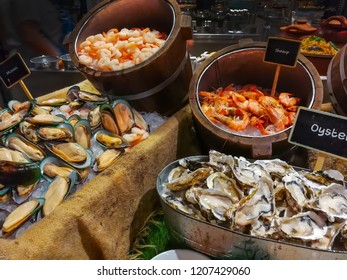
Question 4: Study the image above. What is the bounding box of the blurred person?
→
[316,0,347,18]
[4,0,65,63]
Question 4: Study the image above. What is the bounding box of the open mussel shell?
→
[12,180,40,205]
[67,86,107,104]
[93,148,124,172]
[0,160,41,185]
[37,123,73,142]
[66,86,80,102]
[1,197,44,236]
[111,99,135,135]
[8,99,36,114]
[0,146,32,163]
[0,110,27,136]
[7,100,22,112]
[88,106,101,129]
[19,121,40,143]
[0,185,12,203]
[44,141,92,169]
[67,114,81,127]
[133,109,150,132]
[0,108,13,121]
[25,113,66,126]
[93,129,130,149]
[37,97,68,107]
[42,172,77,217]
[100,104,119,135]
[74,119,92,149]
[40,156,84,182]
[4,132,46,162]
[31,105,52,116]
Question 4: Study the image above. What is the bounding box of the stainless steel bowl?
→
[30,55,59,70]
[157,155,347,260]
[60,54,76,70]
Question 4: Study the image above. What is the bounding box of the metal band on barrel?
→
[119,52,189,100]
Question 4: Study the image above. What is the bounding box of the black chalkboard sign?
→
[264,37,301,68]
[288,107,347,159]
[0,52,30,88]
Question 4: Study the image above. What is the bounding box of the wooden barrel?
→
[189,41,324,159]
[68,0,192,116]
[327,44,347,116]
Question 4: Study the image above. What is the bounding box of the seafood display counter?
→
[0,80,200,259]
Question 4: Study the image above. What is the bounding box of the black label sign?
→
[288,107,347,159]
[264,37,301,68]
[0,52,30,88]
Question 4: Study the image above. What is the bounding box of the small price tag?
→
[288,107,347,160]
[264,37,301,68]
[0,52,30,88]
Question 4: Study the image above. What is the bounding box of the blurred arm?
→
[17,20,61,56]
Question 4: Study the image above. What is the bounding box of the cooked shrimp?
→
[258,96,289,131]
[250,116,270,135]
[199,84,300,135]
[278,92,300,108]
[210,109,250,131]
[231,92,249,110]
[248,99,267,118]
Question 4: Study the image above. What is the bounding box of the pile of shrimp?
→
[199,84,300,135]
[77,27,167,71]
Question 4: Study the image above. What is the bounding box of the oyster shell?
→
[43,176,70,216]
[316,183,347,221]
[164,167,213,191]
[197,188,234,221]
[283,172,313,212]
[311,222,343,250]
[231,179,274,227]
[279,211,327,241]
[254,158,294,178]
[162,191,205,221]
[206,172,243,203]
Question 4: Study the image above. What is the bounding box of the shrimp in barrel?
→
[258,96,289,132]
[278,92,300,108]
[210,109,250,131]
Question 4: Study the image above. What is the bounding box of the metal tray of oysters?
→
[156,150,347,259]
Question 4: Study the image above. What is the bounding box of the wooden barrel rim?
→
[189,41,324,157]
[327,44,347,116]
[69,0,186,77]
